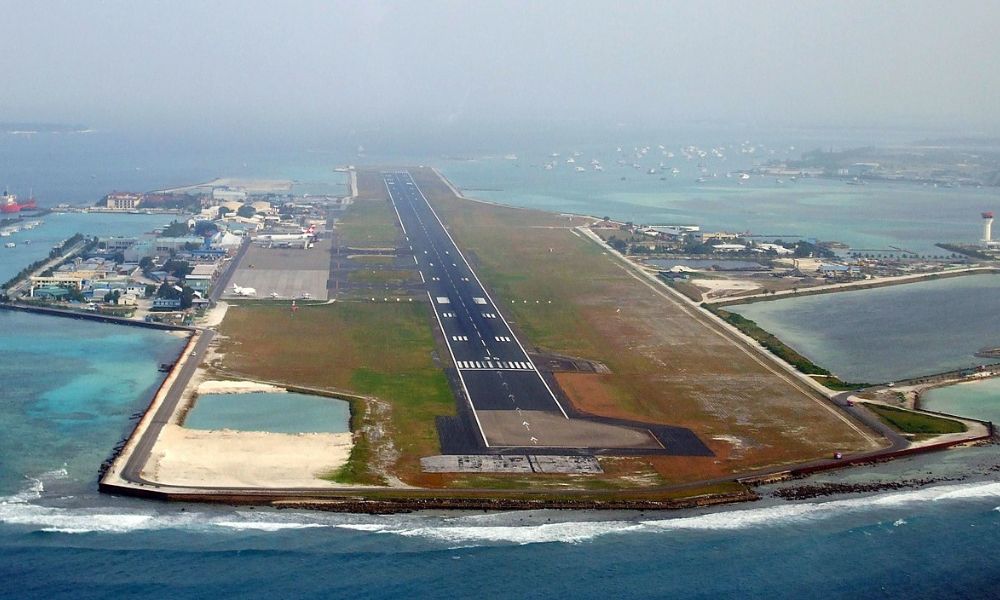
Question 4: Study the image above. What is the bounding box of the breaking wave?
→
[1,477,998,543]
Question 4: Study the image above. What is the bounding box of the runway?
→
[385,172,576,446]
[385,171,674,451]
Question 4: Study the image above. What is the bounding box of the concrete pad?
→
[477,410,662,449]
[529,455,603,474]
[224,239,331,300]
[420,455,532,473]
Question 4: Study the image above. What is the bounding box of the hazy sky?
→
[3,1,999,135]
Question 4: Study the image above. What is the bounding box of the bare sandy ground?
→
[196,379,285,395]
[142,424,353,488]
[690,278,761,294]
[199,302,229,328]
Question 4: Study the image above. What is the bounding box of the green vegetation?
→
[709,307,872,390]
[936,243,993,261]
[862,403,967,435]
[327,397,383,485]
[812,376,869,391]
[713,309,830,375]
[162,259,193,278]
[218,302,454,484]
[337,199,401,248]
[662,277,704,302]
[347,268,418,286]
[161,220,190,237]
[155,282,196,308]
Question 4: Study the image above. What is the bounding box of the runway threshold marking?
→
[407,171,570,419]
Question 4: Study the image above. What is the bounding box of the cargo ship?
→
[2,190,37,214]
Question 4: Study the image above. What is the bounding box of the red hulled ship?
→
[1,190,37,213]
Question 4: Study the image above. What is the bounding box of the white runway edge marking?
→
[388,173,489,446]
[408,171,569,419]
[383,179,408,236]
[425,287,489,446]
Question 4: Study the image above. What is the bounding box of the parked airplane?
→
[231,283,257,297]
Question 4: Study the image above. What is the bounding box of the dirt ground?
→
[410,167,879,482]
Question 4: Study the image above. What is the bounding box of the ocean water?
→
[0,311,185,496]
[184,391,351,434]
[2,127,1000,597]
[440,153,996,255]
[922,379,1000,424]
[727,275,1000,383]
[0,212,177,283]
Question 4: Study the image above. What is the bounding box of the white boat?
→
[575,166,586,172]
[4,242,15,248]
[504,154,518,160]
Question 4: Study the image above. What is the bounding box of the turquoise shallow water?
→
[0,311,185,496]
[922,378,1000,424]
[184,391,350,433]
[441,151,997,255]
[728,275,1000,383]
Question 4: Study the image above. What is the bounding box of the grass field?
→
[862,403,967,435]
[217,302,454,484]
[347,268,420,287]
[410,167,879,482]
[213,168,882,495]
[335,171,403,248]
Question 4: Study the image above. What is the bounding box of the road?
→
[118,329,215,483]
[384,171,570,447]
[210,235,250,303]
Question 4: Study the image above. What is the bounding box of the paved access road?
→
[384,171,571,447]
[119,329,215,484]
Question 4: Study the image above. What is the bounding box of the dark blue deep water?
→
[2,129,999,598]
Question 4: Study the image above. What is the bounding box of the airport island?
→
[2,166,997,512]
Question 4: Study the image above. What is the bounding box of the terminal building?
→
[104,192,142,210]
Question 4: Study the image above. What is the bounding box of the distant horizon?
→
[3,1,999,134]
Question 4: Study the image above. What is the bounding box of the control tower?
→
[983,212,994,244]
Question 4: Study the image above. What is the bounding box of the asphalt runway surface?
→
[386,171,712,455]
[385,171,574,446]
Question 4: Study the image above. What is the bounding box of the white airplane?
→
[231,283,257,297]
[258,233,311,244]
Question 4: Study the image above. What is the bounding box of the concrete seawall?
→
[0,302,194,332]
[99,330,200,492]
[709,267,1000,308]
